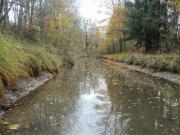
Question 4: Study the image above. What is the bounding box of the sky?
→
[77,0,111,27]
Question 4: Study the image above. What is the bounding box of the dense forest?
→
[0,0,84,49]
[100,0,180,76]
[100,0,180,53]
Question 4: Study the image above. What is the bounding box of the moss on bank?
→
[0,35,62,101]
[102,53,180,74]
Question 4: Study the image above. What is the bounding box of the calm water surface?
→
[0,58,180,135]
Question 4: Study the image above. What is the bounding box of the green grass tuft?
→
[103,53,180,74]
[0,35,62,102]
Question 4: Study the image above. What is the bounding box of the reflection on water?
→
[0,58,180,135]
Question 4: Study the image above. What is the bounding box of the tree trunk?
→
[24,0,30,26]
[18,4,23,28]
[29,0,36,26]
[3,0,9,27]
[112,41,115,53]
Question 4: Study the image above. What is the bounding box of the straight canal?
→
[0,58,180,135]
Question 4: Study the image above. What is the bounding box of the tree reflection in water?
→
[0,58,180,135]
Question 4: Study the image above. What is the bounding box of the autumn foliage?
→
[100,5,126,53]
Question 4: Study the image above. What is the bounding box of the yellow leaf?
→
[24,124,30,129]
[160,124,164,127]
[0,120,10,125]
[8,124,20,130]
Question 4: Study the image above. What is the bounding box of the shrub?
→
[21,26,39,41]
[127,56,136,65]
[62,56,74,66]
[168,57,180,73]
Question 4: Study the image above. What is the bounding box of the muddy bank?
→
[99,57,180,85]
[0,72,54,118]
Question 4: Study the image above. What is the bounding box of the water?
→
[0,58,180,135]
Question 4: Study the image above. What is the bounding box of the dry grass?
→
[0,35,62,102]
[102,53,180,74]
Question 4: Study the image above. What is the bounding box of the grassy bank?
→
[102,53,180,74]
[0,35,62,101]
